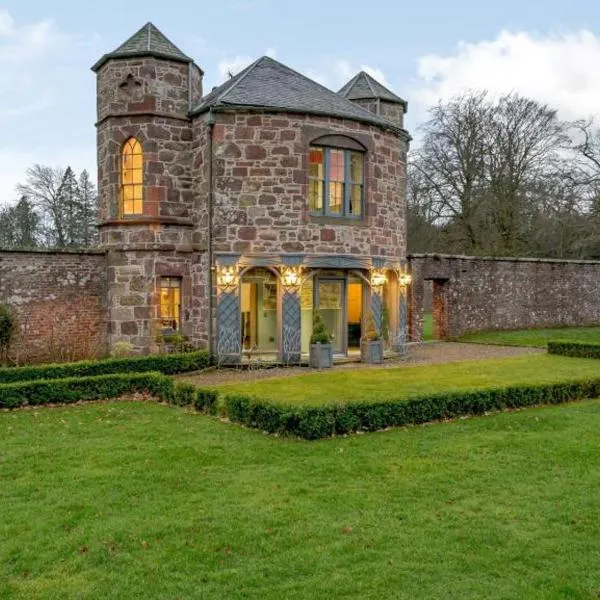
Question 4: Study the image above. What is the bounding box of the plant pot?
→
[309,343,333,368]
[361,340,384,364]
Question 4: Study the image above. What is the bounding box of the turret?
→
[91,23,204,354]
[338,71,407,130]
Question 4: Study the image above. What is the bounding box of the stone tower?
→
[92,23,205,353]
[338,71,408,129]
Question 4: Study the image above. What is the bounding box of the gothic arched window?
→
[121,138,143,216]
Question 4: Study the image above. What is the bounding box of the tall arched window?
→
[121,138,143,216]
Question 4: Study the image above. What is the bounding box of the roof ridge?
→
[255,56,394,122]
[216,56,265,104]
[146,22,151,51]
[360,71,378,97]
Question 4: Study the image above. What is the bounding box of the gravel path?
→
[178,342,544,387]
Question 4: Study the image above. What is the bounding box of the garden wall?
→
[0,249,107,363]
[408,254,600,340]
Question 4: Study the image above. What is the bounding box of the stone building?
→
[92,22,411,362]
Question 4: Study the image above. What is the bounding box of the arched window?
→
[121,138,143,216]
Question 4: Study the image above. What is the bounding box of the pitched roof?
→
[338,71,407,110]
[192,56,403,133]
[91,23,193,72]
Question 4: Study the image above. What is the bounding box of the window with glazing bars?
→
[308,146,364,217]
[121,138,143,216]
[159,277,182,332]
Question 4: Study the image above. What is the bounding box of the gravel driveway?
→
[178,342,544,387]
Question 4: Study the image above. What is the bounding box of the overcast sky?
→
[2,0,600,204]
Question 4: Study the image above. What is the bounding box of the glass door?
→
[317,279,345,354]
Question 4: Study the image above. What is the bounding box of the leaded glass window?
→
[121,138,143,216]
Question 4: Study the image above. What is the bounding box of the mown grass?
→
[3,400,600,599]
[215,354,600,406]
[423,312,434,341]
[458,326,600,348]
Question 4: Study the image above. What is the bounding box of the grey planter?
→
[361,340,384,364]
[309,343,333,368]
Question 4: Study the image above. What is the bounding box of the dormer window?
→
[309,145,364,218]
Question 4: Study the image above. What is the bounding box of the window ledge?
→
[98,216,194,227]
[309,215,369,227]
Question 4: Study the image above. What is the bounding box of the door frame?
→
[315,276,348,355]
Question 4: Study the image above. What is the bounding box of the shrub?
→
[222,379,600,440]
[310,313,330,345]
[0,304,16,363]
[110,341,135,358]
[548,341,600,359]
[172,381,196,406]
[0,350,211,384]
[0,372,175,409]
[195,389,219,414]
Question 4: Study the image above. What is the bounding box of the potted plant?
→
[309,312,333,368]
[361,312,384,364]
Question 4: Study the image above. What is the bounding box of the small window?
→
[121,138,143,216]
[160,277,182,332]
[308,146,364,218]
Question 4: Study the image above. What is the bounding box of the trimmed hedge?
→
[0,371,220,416]
[0,372,174,409]
[548,341,600,359]
[223,379,600,440]
[0,351,211,384]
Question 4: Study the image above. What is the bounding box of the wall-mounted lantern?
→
[217,265,239,289]
[282,266,302,289]
[370,269,387,289]
[398,272,412,287]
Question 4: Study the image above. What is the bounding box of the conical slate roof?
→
[92,22,193,72]
[338,71,407,110]
[192,56,403,132]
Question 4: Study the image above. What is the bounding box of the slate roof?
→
[338,71,407,110]
[192,56,404,133]
[91,23,193,72]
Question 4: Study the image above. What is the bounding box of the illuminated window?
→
[308,146,363,217]
[121,138,143,216]
[160,277,181,332]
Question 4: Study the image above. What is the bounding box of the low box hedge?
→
[0,371,219,416]
[0,372,175,409]
[223,379,600,440]
[548,341,600,359]
[0,350,211,384]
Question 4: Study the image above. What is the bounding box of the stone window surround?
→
[301,125,374,225]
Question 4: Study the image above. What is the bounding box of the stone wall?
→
[408,254,600,340]
[204,111,407,260]
[0,250,107,363]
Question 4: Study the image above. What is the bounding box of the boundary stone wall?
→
[0,249,107,363]
[408,254,600,340]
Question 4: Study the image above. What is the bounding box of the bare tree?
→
[17,165,68,247]
[411,92,491,253]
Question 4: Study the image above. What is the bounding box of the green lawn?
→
[3,400,600,598]
[458,326,600,348]
[214,354,600,406]
[423,312,434,341]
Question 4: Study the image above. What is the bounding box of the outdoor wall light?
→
[371,270,387,288]
[282,267,302,288]
[399,272,412,287]
[217,266,238,288]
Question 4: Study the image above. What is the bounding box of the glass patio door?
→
[317,279,345,354]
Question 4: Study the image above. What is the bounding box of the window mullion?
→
[344,150,351,217]
[323,148,330,216]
